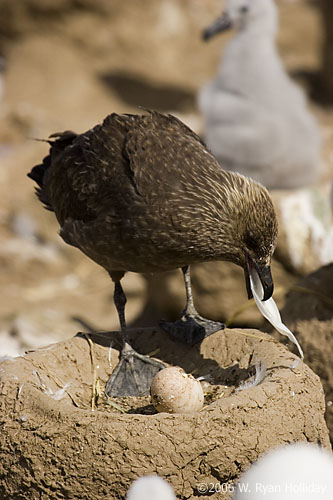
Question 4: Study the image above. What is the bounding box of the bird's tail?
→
[27,131,77,210]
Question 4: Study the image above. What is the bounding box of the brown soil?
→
[0,329,330,500]
[281,264,333,444]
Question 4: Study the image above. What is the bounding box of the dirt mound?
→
[282,263,333,444]
[0,329,329,500]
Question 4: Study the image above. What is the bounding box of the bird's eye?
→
[240,5,248,13]
[245,232,258,251]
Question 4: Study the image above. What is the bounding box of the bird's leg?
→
[182,264,198,316]
[105,272,165,398]
[114,281,127,330]
[159,265,225,345]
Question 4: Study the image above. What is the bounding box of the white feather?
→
[236,361,266,392]
[249,267,303,359]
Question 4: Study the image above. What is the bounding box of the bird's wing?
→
[45,116,143,225]
[201,90,287,166]
[46,112,223,262]
[121,111,218,204]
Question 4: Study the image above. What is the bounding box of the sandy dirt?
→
[281,264,333,443]
[0,329,330,499]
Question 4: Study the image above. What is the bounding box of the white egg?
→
[150,366,204,414]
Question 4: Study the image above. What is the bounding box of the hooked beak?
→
[245,254,274,302]
[202,13,232,41]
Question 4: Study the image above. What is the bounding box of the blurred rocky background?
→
[0,0,332,435]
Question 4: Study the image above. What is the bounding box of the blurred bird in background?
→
[199,0,322,190]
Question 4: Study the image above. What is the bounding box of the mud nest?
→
[0,328,330,499]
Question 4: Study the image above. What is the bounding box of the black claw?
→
[105,345,165,397]
[159,315,225,346]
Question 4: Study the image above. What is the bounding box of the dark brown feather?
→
[28,111,278,275]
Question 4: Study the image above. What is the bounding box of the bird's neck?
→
[217,30,284,104]
[183,171,246,264]
[238,7,278,38]
[232,25,277,48]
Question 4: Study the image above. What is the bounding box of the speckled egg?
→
[150,366,204,414]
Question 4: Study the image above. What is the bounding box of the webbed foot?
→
[159,314,225,346]
[105,342,166,397]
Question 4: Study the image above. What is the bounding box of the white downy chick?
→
[233,443,333,499]
[199,0,321,189]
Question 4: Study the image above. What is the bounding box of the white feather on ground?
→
[126,476,176,500]
[199,0,321,189]
[32,370,72,401]
[236,361,266,392]
[233,443,333,499]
